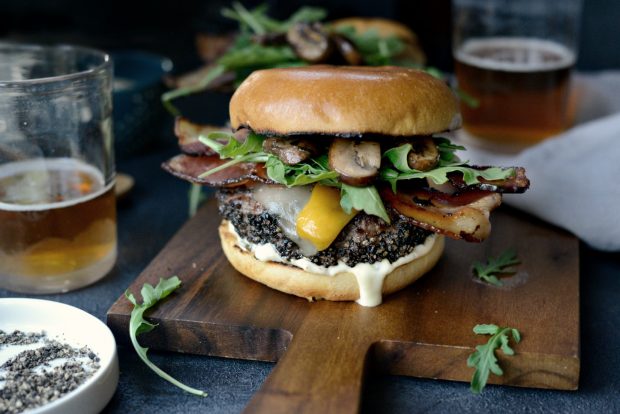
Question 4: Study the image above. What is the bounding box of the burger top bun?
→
[330,17,426,65]
[229,66,461,137]
[331,17,419,44]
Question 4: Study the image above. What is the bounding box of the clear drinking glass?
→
[0,44,116,293]
[453,0,583,151]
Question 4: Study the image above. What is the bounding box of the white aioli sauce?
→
[228,222,437,307]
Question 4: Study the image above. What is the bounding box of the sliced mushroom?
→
[332,34,363,65]
[328,138,381,186]
[286,22,333,63]
[407,137,439,171]
[263,137,318,165]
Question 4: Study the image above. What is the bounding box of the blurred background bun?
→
[330,17,426,64]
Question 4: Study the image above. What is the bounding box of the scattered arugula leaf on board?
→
[125,276,208,397]
[467,324,521,394]
[472,249,521,286]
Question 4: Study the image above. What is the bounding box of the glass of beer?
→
[453,0,583,151]
[0,44,116,293]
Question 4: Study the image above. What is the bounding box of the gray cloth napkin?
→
[453,71,620,251]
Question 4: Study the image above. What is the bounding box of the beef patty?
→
[217,187,433,267]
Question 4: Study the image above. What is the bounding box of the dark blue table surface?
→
[1,141,619,414]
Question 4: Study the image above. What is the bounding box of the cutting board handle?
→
[244,308,371,414]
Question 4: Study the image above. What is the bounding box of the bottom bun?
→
[219,220,445,302]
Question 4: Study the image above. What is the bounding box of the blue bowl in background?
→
[112,51,172,159]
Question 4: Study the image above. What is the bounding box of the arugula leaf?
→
[197,153,270,178]
[188,183,208,217]
[217,131,265,158]
[340,184,390,224]
[473,249,521,286]
[423,66,444,79]
[197,132,269,178]
[333,26,405,66]
[285,6,327,28]
[382,143,416,172]
[467,324,521,394]
[125,277,207,397]
[434,137,466,164]
[456,88,480,108]
[217,44,299,69]
[265,156,286,182]
[187,130,268,216]
[383,138,466,173]
[381,140,515,189]
[222,3,326,34]
[381,165,515,189]
[266,155,339,186]
[198,132,338,186]
[225,2,266,34]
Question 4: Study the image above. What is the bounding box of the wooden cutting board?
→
[107,199,579,413]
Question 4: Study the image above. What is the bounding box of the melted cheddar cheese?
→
[296,185,357,251]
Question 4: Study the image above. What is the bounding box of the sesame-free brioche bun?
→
[330,17,427,64]
[229,66,461,137]
[219,220,445,302]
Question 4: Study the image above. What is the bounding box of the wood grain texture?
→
[107,199,579,413]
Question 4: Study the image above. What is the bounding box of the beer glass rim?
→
[0,43,111,86]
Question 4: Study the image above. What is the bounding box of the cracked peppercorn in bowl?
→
[0,299,118,414]
[163,66,530,307]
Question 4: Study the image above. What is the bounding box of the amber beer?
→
[0,158,117,293]
[455,38,576,147]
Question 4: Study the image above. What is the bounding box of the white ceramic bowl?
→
[0,298,119,414]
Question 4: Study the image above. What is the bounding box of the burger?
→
[163,66,529,307]
[164,5,431,114]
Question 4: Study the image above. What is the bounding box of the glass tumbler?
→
[0,43,116,293]
[453,0,583,151]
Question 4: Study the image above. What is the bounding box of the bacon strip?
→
[448,166,530,193]
[174,117,227,156]
[162,154,273,187]
[382,187,502,242]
